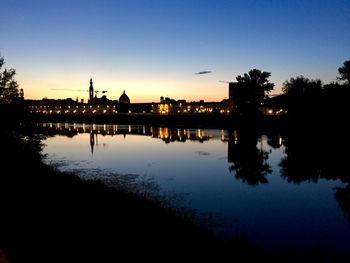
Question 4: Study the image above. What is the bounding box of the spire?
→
[89,78,94,102]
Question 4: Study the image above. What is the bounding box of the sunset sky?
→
[1,0,349,103]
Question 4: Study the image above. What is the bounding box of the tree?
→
[235,69,274,115]
[282,76,322,97]
[338,59,350,84]
[282,76,323,116]
[0,56,19,103]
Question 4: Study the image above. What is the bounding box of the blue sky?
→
[1,0,349,102]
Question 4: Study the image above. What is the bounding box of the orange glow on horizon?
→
[19,78,230,103]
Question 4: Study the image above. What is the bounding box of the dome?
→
[119,90,130,104]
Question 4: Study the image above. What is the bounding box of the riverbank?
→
[0,122,264,262]
[28,112,289,128]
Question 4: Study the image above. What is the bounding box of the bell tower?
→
[89,78,94,103]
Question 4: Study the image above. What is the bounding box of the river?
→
[40,123,350,254]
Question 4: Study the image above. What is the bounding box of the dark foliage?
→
[0,56,19,103]
[282,76,323,117]
[234,69,274,115]
[337,60,350,84]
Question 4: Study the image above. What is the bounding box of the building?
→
[119,90,130,104]
[151,96,229,115]
[24,79,283,116]
[89,78,94,103]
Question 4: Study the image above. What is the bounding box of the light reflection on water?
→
[41,123,350,252]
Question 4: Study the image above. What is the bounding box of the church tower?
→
[89,78,94,103]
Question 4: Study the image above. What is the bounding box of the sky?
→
[1,0,349,103]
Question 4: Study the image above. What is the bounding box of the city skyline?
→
[1,0,350,103]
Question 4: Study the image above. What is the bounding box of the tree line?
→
[232,59,350,118]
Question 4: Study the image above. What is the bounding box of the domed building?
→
[119,90,130,104]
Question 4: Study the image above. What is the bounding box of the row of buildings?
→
[24,79,285,115]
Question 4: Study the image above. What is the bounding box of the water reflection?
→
[279,126,350,224]
[38,123,228,150]
[38,122,350,234]
[227,129,271,185]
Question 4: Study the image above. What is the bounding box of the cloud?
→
[194,71,212,75]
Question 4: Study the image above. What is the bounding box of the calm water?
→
[41,123,350,253]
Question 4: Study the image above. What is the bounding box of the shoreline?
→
[28,113,288,128]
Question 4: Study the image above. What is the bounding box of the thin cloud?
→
[194,71,212,75]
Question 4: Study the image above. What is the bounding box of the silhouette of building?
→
[119,90,130,104]
[23,79,285,115]
[151,96,229,115]
[89,78,94,103]
[19,88,24,99]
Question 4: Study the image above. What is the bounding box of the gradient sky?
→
[1,0,349,103]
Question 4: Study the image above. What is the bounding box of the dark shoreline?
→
[29,113,289,128]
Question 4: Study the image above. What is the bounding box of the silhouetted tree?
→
[0,56,19,104]
[337,59,350,85]
[322,81,350,118]
[235,69,274,115]
[282,76,323,116]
